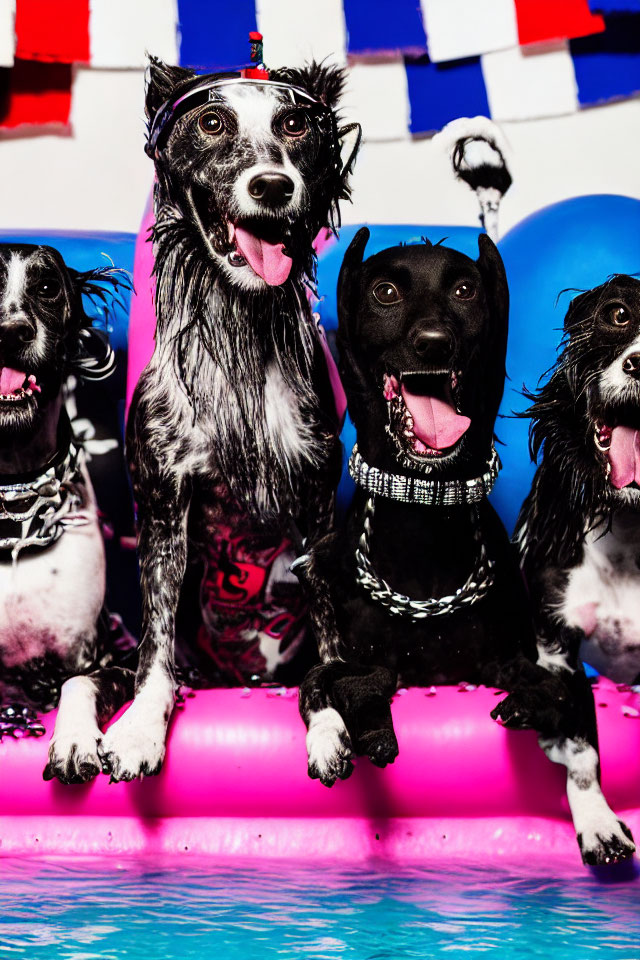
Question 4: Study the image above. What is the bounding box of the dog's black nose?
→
[0,314,35,347]
[623,353,640,379]
[248,172,295,206]
[413,328,452,364]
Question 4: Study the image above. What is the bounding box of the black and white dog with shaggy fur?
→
[297,229,569,795]
[515,276,640,865]
[0,243,135,783]
[96,59,359,782]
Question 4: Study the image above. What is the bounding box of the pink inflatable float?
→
[23,200,623,867]
[1,680,639,862]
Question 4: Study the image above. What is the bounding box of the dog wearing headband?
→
[514,277,640,865]
[296,230,572,790]
[0,243,135,783]
[96,59,359,781]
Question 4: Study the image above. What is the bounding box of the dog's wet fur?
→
[297,229,573,804]
[515,276,640,865]
[0,243,135,784]
[95,60,358,782]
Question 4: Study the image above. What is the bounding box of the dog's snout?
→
[623,353,640,380]
[413,328,452,364]
[0,313,35,346]
[248,172,294,206]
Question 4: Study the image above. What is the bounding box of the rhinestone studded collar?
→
[348,443,500,507]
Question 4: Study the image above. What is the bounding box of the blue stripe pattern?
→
[344,0,427,56]
[588,1,640,11]
[178,0,257,72]
[406,56,490,135]
[572,14,640,105]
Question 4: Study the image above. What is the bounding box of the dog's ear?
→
[338,121,361,183]
[476,232,509,416]
[145,56,196,121]
[336,228,370,410]
[67,265,130,379]
[476,233,508,336]
[271,62,346,110]
[337,227,369,342]
[563,290,592,332]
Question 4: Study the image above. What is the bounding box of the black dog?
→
[515,276,640,865]
[297,229,567,791]
[96,60,359,781]
[0,243,135,783]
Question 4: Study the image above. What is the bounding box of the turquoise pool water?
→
[1,858,639,959]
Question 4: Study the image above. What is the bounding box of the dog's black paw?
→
[579,819,636,866]
[43,740,101,785]
[306,708,354,787]
[491,686,567,733]
[491,691,533,729]
[359,728,399,768]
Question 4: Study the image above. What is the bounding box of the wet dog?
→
[96,60,359,781]
[0,243,134,783]
[515,276,640,865]
[297,229,567,792]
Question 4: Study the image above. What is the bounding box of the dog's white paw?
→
[43,726,102,784]
[306,707,353,787]
[98,707,167,783]
[577,811,636,866]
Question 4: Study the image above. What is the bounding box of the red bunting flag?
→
[0,59,73,129]
[515,0,605,45]
[15,0,90,64]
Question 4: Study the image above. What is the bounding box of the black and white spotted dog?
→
[296,229,569,792]
[515,275,640,865]
[95,59,359,782]
[0,243,135,783]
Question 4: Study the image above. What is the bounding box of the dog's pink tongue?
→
[609,425,640,489]
[401,386,471,450]
[0,367,25,394]
[234,225,292,286]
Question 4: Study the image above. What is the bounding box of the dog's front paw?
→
[306,707,354,787]
[491,691,534,729]
[491,688,563,732]
[43,729,102,784]
[578,816,636,866]
[98,708,167,783]
[358,728,399,768]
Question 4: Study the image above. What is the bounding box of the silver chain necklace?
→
[0,442,87,562]
[351,447,499,620]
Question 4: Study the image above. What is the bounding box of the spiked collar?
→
[0,438,88,560]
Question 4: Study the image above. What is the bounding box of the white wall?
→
[0,65,638,237]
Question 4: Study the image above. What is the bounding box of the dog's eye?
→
[281,112,307,138]
[606,303,630,326]
[373,282,402,305]
[453,282,476,301]
[36,277,61,300]
[199,111,224,135]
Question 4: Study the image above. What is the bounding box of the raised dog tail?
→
[434,116,512,243]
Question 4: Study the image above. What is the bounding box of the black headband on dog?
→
[146,75,327,157]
